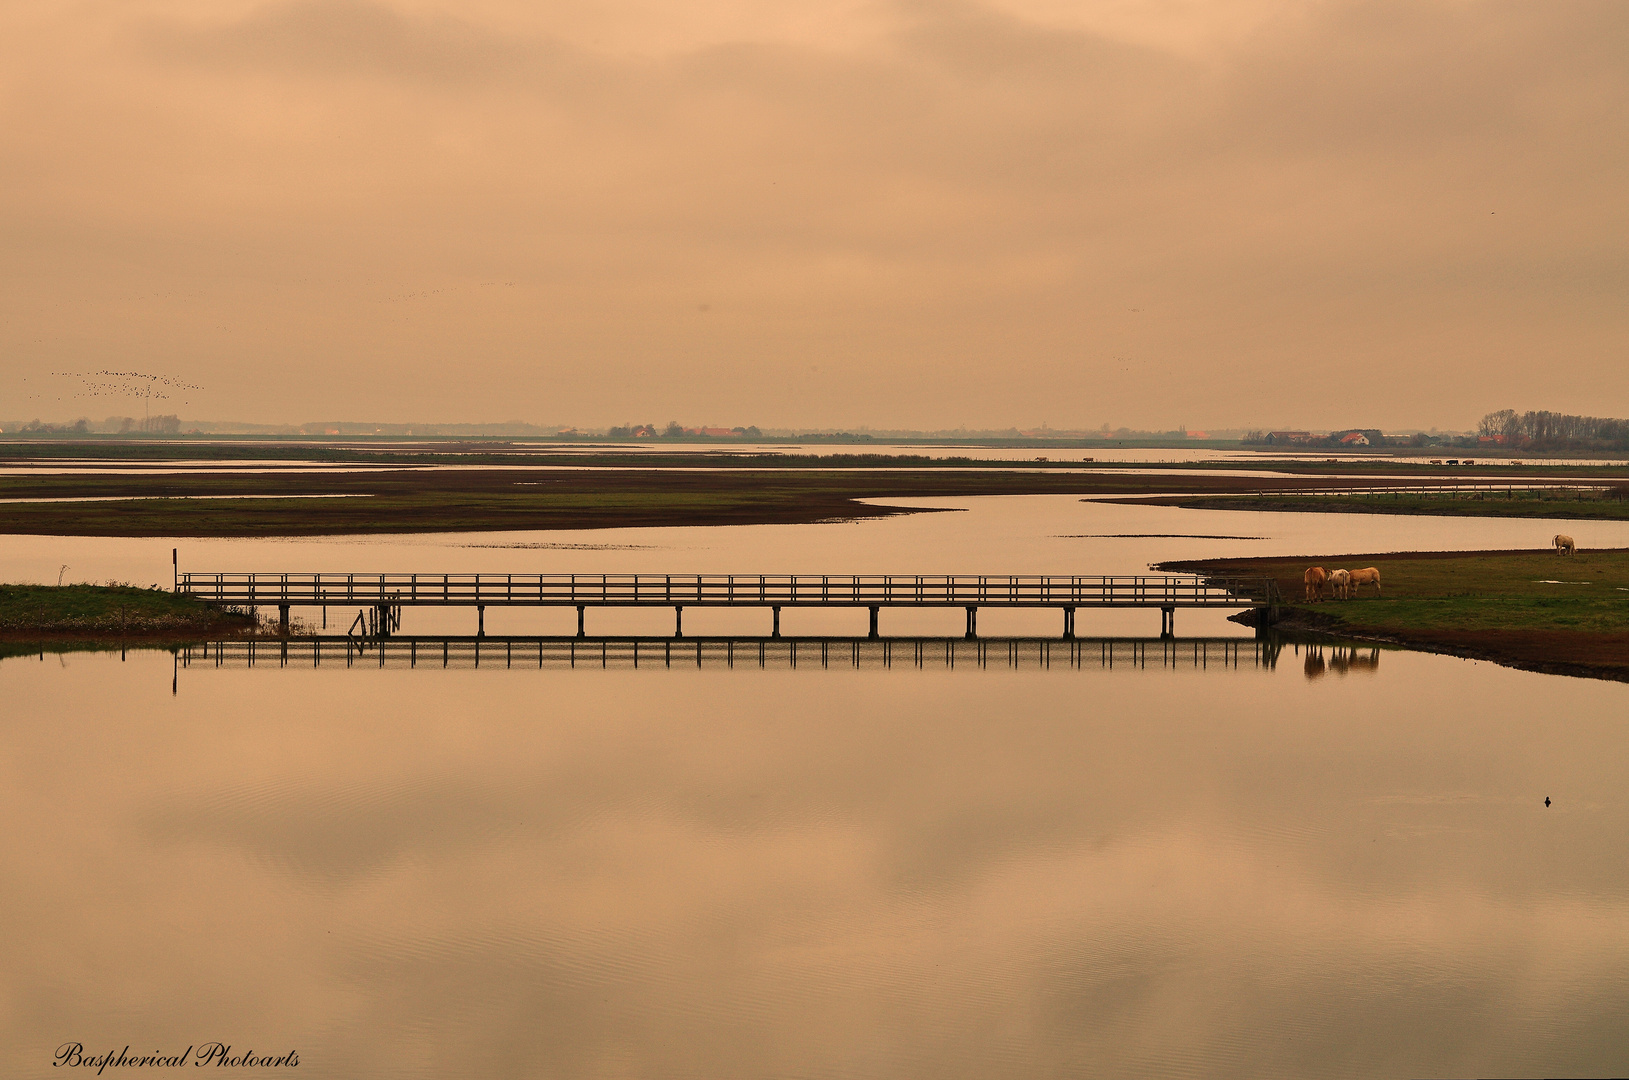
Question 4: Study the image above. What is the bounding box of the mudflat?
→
[4,452,1628,536]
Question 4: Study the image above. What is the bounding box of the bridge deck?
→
[177,572,1272,609]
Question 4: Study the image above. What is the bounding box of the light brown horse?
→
[1303,566,1328,602]
[1347,567,1381,596]
[1327,568,1351,599]
[1554,534,1576,556]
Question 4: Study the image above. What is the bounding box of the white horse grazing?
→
[1327,568,1351,599]
[1554,534,1576,556]
[1347,567,1381,596]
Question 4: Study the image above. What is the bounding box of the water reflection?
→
[171,635,1278,675]
[4,640,1629,1079]
[1299,642,1384,680]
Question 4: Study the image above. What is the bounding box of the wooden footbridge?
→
[176,571,1280,639]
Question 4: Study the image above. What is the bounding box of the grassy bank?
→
[0,584,256,641]
[1138,492,1629,520]
[1157,549,1629,681]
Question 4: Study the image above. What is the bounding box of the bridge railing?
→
[176,572,1271,607]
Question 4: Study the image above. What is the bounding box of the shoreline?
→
[1164,549,1629,683]
[1230,607,1629,684]
[0,585,257,642]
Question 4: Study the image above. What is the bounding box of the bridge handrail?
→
[176,572,1274,605]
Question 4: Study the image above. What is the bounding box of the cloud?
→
[0,0,1625,427]
[137,0,569,85]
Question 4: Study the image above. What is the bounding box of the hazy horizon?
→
[4,1,1625,430]
[0,414,1470,440]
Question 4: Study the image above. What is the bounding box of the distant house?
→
[1339,432,1370,446]
[1265,431,1317,445]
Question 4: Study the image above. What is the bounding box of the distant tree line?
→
[604,421,763,438]
[1241,428,1392,447]
[1478,410,1629,449]
[3,415,184,435]
[16,418,90,434]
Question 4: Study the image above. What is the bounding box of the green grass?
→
[0,584,255,636]
[1158,549,1629,679]
[1325,596,1629,634]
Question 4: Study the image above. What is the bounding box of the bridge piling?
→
[477,604,486,637]
[772,606,781,637]
[577,605,585,637]
[1160,605,1175,638]
[675,605,684,638]
[1063,606,1075,639]
[277,605,290,635]
[869,606,880,639]
[964,606,977,639]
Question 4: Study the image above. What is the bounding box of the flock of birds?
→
[45,370,205,401]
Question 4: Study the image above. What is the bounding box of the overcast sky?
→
[2,0,1624,431]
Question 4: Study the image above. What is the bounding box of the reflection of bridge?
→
[175,635,1280,673]
[175,572,1280,639]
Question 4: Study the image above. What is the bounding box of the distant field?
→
[1158,548,1629,681]
[1146,492,1629,521]
[3,439,1629,475]
[4,456,1628,536]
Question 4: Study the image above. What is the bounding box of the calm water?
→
[4,498,1629,1078]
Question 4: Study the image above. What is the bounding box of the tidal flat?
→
[2,444,1626,537]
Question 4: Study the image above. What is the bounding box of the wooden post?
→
[477,604,486,637]
[964,606,977,639]
[675,605,684,638]
[577,605,585,638]
[868,606,880,639]
[772,605,781,638]
[277,604,290,635]
[1063,606,1075,639]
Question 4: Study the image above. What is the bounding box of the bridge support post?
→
[477,604,486,638]
[1160,605,1174,638]
[868,606,880,639]
[277,605,290,635]
[375,604,392,638]
[772,606,781,638]
[964,606,977,639]
[1063,606,1075,639]
[576,605,585,637]
[675,605,684,638]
